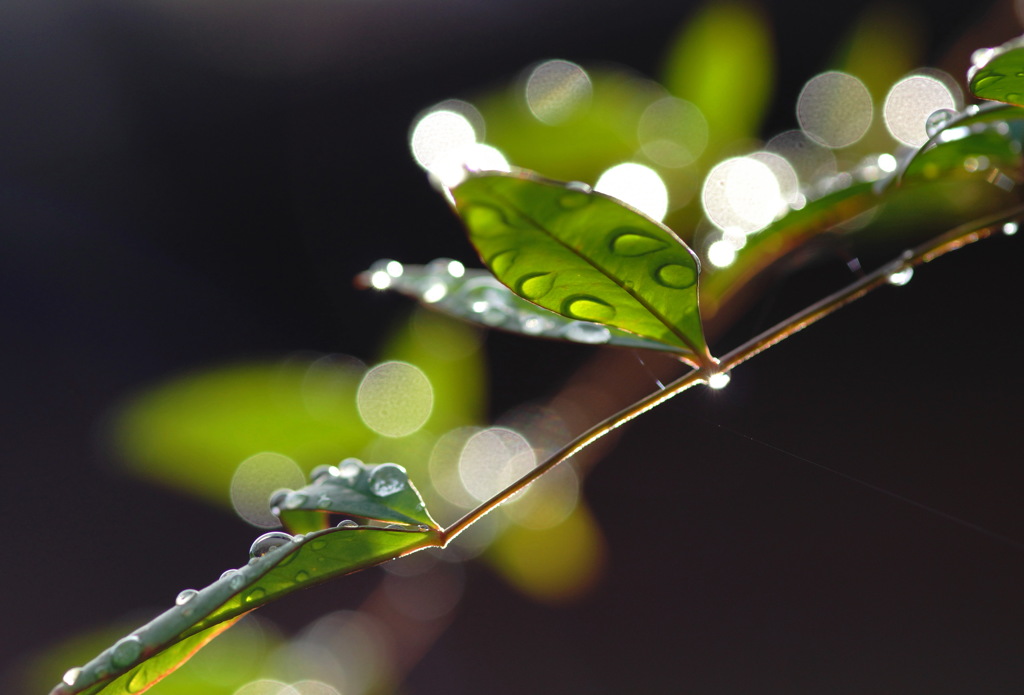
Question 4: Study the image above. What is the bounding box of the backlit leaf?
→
[50,526,440,695]
[274,459,439,533]
[968,36,1024,107]
[452,171,712,367]
[358,261,696,355]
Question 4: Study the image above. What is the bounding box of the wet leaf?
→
[451,171,711,366]
[901,129,1023,184]
[968,36,1024,107]
[50,527,440,695]
[274,459,439,533]
[358,261,696,356]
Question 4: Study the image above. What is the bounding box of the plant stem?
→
[441,203,1024,544]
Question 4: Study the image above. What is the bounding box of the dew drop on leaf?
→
[925,108,956,138]
[562,296,616,321]
[220,569,246,590]
[564,180,593,194]
[336,519,359,528]
[887,266,914,286]
[1003,221,1018,235]
[609,228,668,256]
[369,464,408,496]
[464,203,509,237]
[336,458,363,481]
[309,465,335,482]
[249,531,294,559]
[516,272,556,299]
[563,321,612,344]
[294,570,310,583]
[243,587,267,603]
[175,589,198,606]
[654,263,697,289]
[110,635,142,668]
[62,667,82,687]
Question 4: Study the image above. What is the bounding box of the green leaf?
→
[51,526,440,695]
[901,129,1023,184]
[661,1,773,158]
[968,36,1024,107]
[274,459,439,533]
[451,171,712,366]
[358,260,697,355]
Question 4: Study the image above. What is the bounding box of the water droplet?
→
[563,321,612,344]
[249,531,294,559]
[62,667,82,686]
[292,534,305,543]
[268,488,291,515]
[283,492,307,510]
[887,266,914,286]
[317,495,333,508]
[562,295,615,322]
[311,539,328,550]
[294,570,310,582]
[243,587,266,604]
[1003,221,1018,235]
[973,73,1003,91]
[519,313,556,335]
[972,47,996,68]
[925,108,956,138]
[333,458,362,482]
[487,248,518,275]
[220,568,246,590]
[175,589,198,606]
[565,180,592,193]
[515,272,556,299]
[110,635,142,668]
[309,465,335,482]
[336,519,359,528]
[609,228,668,256]
[654,264,697,289]
[707,372,731,389]
[417,524,431,532]
[368,463,408,496]
[1007,93,1023,104]
[465,203,509,237]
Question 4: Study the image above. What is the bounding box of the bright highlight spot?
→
[707,372,731,389]
[1003,221,1018,236]
[884,75,956,147]
[707,239,738,268]
[595,162,669,221]
[422,282,448,303]
[887,266,914,286]
[702,156,784,233]
[525,59,592,124]
[409,106,509,188]
[458,427,536,502]
[797,71,873,148]
[638,97,709,167]
[230,452,305,528]
[877,153,898,173]
[357,361,434,437]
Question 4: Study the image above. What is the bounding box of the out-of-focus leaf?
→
[112,358,372,505]
[51,526,440,695]
[489,504,605,603]
[358,260,696,356]
[475,68,664,183]
[452,171,711,366]
[968,36,1024,107]
[274,459,439,533]
[700,183,879,322]
[661,1,773,158]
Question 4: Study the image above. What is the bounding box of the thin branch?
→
[442,202,1024,545]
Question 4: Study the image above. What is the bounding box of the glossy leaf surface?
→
[275,459,439,533]
[901,129,1023,184]
[358,260,696,355]
[51,526,439,695]
[969,36,1024,107]
[452,172,711,365]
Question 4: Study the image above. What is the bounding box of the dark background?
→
[3,0,1022,693]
